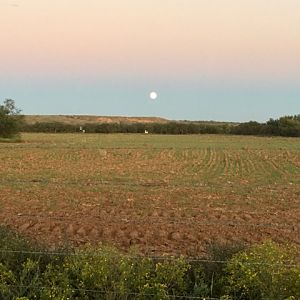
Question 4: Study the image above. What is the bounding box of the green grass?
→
[13,132,300,150]
[0,136,22,143]
[1,133,300,186]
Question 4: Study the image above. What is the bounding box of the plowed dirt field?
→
[1,133,299,256]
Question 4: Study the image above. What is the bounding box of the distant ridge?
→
[25,115,169,125]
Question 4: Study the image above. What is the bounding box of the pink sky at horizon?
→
[1,1,300,121]
[1,0,300,83]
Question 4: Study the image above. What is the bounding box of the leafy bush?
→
[0,99,24,139]
[0,226,36,272]
[41,249,197,299]
[225,240,300,300]
[202,241,246,297]
[0,263,16,299]
[0,228,299,299]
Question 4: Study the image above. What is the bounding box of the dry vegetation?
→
[0,133,299,256]
[24,115,169,125]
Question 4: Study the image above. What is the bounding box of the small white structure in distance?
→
[144,130,149,134]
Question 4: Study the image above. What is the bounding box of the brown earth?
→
[0,133,299,257]
[1,185,299,257]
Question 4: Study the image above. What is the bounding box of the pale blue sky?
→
[1,0,299,122]
[1,77,299,122]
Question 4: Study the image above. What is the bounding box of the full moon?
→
[149,91,158,100]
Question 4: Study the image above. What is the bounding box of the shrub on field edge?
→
[225,240,300,299]
[0,226,67,275]
[0,99,24,139]
[0,227,299,299]
[41,248,202,299]
[202,241,247,297]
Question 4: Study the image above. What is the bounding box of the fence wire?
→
[0,249,298,268]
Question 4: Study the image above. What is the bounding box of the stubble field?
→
[0,133,299,257]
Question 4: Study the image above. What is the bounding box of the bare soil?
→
[0,133,299,257]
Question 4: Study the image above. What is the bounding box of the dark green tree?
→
[0,99,24,138]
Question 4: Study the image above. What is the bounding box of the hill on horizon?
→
[24,115,170,125]
[24,115,237,126]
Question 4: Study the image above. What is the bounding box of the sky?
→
[0,0,300,122]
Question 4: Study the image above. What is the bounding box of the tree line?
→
[21,116,300,137]
[231,116,300,137]
[1,99,300,138]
